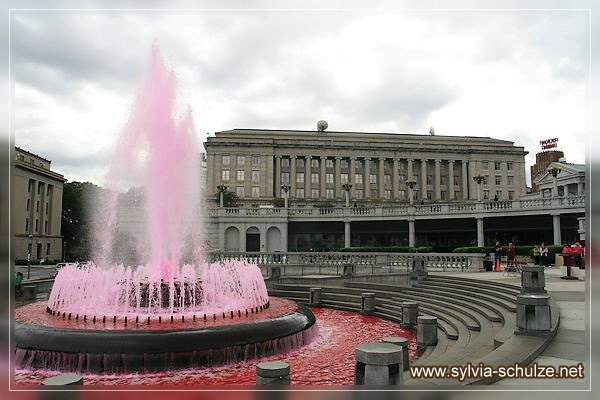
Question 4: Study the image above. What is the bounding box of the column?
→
[461,160,468,200]
[335,156,342,199]
[350,157,357,199]
[420,159,427,200]
[392,158,399,199]
[578,182,584,195]
[448,159,455,200]
[468,161,477,200]
[281,222,288,252]
[407,159,414,197]
[274,156,282,198]
[290,156,297,198]
[206,153,215,198]
[320,156,327,199]
[305,156,312,198]
[266,154,274,197]
[345,221,351,248]
[552,214,561,245]
[379,158,385,199]
[476,217,484,247]
[364,157,371,199]
[434,159,441,201]
[408,220,415,247]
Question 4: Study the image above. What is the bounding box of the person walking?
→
[532,244,540,266]
[494,241,503,271]
[540,243,549,267]
[507,243,516,270]
[572,242,583,268]
[15,271,23,297]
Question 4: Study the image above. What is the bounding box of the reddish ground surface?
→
[15,298,295,331]
[15,306,417,386]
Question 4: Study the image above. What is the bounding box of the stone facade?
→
[14,147,65,261]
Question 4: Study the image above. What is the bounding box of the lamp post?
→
[281,184,291,208]
[547,166,561,197]
[342,183,353,207]
[216,185,228,208]
[473,175,485,202]
[27,234,33,280]
[405,179,417,205]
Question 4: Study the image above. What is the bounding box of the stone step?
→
[412,328,449,365]
[416,280,518,304]
[426,274,522,291]
[405,286,516,312]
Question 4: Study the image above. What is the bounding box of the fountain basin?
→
[15,298,316,374]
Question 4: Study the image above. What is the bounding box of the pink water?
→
[15,307,418,385]
[48,45,267,319]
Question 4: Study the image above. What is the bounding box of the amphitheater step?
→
[426,274,521,291]
[415,280,518,304]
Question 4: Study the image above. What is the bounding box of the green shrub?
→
[272,198,285,207]
[341,246,432,253]
[452,247,489,254]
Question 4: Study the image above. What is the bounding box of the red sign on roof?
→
[540,138,558,150]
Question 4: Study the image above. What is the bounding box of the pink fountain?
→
[15,46,316,374]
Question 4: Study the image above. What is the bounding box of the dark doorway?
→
[246,227,260,252]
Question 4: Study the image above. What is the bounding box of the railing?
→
[211,195,584,219]
[210,251,485,276]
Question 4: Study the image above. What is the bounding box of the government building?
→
[14,147,65,262]
[204,127,584,253]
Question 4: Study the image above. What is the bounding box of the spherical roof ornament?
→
[317,120,328,132]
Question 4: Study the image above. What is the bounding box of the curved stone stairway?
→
[268,273,559,385]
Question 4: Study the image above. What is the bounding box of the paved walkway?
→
[435,266,587,387]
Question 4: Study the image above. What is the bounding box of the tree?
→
[215,190,239,207]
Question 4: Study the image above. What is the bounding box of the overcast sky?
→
[10,9,589,186]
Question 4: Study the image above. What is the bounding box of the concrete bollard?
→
[342,263,355,277]
[382,336,409,371]
[269,266,281,280]
[309,288,322,306]
[417,316,438,347]
[355,343,403,385]
[516,294,552,335]
[409,256,427,284]
[41,374,83,385]
[21,285,37,301]
[401,302,419,328]
[361,292,376,315]
[521,265,547,294]
[256,361,290,385]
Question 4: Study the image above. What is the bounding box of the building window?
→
[413,175,419,183]
[252,170,260,182]
[35,219,39,232]
[482,161,488,170]
[495,190,502,200]
[28,179,34,193]
[369,189,377,198]
[454,190,460,200]
[399,189,406,199]
[311,189,320,199]
[369,160,377,170]
[281,172,290,184]
[281,158,290,168]
[495,162,501,170]
[413,190,419,199]
[46,243,51,256]
[252,187,260,198]
[384,175,391,185]
[341,159,349,169]
[399,174,406,185]
[222,170,230,181]
[369,174,377,184]
[26,199,30,211]
[508,191,514,200]
[222,155,230,167]
[296,158,304,169]
[25,219,29,232]
[47,185,52,195]
[384,190,391,199]
[355,174,363,185]
[326,173,334,184]
[507,162,513,171]
[36,201,40,212]
[495,175,501,185]
[236,186,245,197]
[252,156,260,168]
[454,175,460,185]
[45,203,48,215]
[296,188,304,198]
[44,221,48,233]
[356,189,364,199]
[484,190,489,200]
[237,155,245,167]
[311,173,319,184]
[507,176,514,185]
[340,173,349,184]
[311,159,319,169]
[237,170,245,182]
[326,159,334,169]
[296,172,304,184]
[440,175,447,185]
[326,189,334,199]
[426,175,433,185]
[38,183,42,194]
[355,160,363,169]
[441,191,447,200]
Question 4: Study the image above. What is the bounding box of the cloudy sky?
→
[9,8,589,187]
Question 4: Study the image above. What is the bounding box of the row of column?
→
[275,156,474,201]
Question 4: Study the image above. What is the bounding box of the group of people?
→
[561,242,584,268]
[531,243,552,267]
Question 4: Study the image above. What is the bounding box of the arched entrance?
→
[266,226,281,252]
[246,226,260,252]
[224,226,240,251]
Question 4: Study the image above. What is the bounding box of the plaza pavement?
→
[434,266,587,387]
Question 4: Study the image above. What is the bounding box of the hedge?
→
[15,259,64,265]
[341,246,433,253]
[453,245,564,260]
